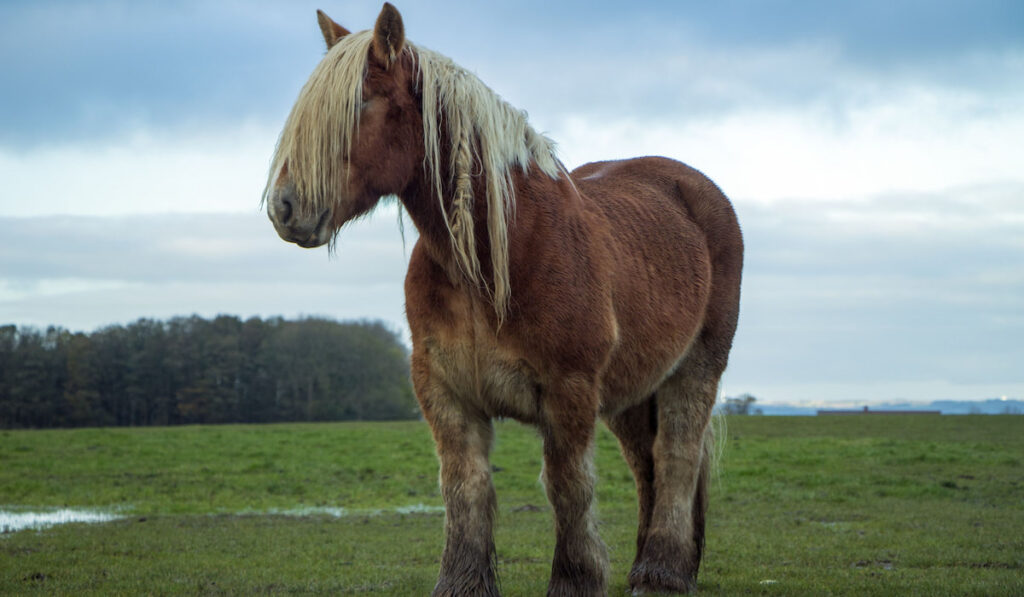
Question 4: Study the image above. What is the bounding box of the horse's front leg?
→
[541,375,609,597]
[417,378,499,596]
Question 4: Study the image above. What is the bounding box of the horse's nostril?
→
[279,197,294,224]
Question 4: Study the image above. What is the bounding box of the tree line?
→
[0,316,418,429]
[718,393,762,415]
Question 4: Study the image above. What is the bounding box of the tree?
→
[721,393,761,415]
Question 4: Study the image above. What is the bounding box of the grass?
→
[1,416,1022,595]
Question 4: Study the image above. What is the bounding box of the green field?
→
[1,416,1021,595]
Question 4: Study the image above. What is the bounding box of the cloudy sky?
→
[2,1,1022,405]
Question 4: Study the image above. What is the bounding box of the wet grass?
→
[1,416,1022,595]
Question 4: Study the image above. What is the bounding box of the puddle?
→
[1,503,445,534]
[393,504,445,515]
[259,504,445,518]
[1,508,124,533]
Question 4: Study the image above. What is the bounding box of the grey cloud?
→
[0,2,326,145]
[0,210,411,286]
[729,184,1024,388]
[2,1,1021,146]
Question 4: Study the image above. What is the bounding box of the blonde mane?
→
[264,30,563,321]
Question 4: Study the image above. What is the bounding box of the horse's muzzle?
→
[267,181,332,248]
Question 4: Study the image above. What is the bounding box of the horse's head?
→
[265,3,421,248]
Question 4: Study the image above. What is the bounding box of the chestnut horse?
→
[265,4,742,595]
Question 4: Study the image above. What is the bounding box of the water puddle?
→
[1,508,124,533]
[1,504,444,534]
[257,503,445,518]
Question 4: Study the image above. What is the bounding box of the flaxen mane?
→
[264,29,563,319]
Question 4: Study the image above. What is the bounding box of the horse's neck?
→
[399,170,465,278]
[400,161,577,292]
[400,165,495,285]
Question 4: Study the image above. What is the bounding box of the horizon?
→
[2,2,1022,406]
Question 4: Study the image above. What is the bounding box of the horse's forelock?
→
[263,30,376,217]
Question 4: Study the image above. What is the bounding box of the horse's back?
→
[572,156,735,232]
[571,155,741,288]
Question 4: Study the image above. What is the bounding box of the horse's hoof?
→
[629,565,697,595]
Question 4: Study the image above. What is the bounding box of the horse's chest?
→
[424,337,542,423]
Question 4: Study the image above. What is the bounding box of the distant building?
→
[817,406,941,415]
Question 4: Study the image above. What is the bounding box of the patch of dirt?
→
[852,559,894,570]
[511,504,545,513]
[966,561,1022,569]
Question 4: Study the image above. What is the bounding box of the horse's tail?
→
[691,419,714,574]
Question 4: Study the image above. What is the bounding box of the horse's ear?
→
[316,9,350,50]
[371,2,405,68]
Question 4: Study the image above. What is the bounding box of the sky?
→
[1,0,1022,406]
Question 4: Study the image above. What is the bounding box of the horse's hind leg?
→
[604,398,657,569]
[628,350,718,595]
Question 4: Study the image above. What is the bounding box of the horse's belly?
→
[599,336,697,414]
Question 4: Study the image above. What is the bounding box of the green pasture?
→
[1,416,1021,595]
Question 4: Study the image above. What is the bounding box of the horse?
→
[264,4,743,595]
